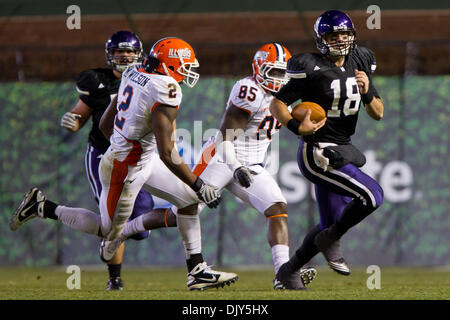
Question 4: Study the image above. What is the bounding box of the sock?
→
[176,213,202,260]
[187,253,204,272]
[43,200,58,220]
[108,264,121,279]
[55,205,101,236]
[334,199,376,238]
[287,224,322,271]
[271,244,289,275]
[122,215,145,238]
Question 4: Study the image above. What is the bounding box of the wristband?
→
[361,90,374,105]
[287,118,301,135]
[190,177,203,192]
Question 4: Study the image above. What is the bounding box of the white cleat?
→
[99,237,124,263]
[10,187,46,231]
[187,262,238,291]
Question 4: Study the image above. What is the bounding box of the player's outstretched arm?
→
[216,105,256,188]
[153,105,221,208]
[60,99,92,132]
[99,94,118,139]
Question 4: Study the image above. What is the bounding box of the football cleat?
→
[10,187,46,231]
[187,262,238,291]
[99,237,124,263]
[275,265,318,290]
[314,228,351,275]
[299,267,318,286]
[273,278,285,290]
[106,276,124,291]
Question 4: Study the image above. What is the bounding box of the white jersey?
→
[225,76,281,166]
[110,65,182,165]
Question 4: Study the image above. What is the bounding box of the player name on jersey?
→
[123,67,151,87]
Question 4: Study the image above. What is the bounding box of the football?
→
[291,101,326,123]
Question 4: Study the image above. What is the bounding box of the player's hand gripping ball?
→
[291,102,326,123]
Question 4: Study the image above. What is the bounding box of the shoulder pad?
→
[75,69,102,96]
[228,77,263,114]
[149,75,182,108]
[352,47,377,74]
[286,53,317,79]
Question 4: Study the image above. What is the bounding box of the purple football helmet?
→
[314,10,356,56]
[105,31,143,72]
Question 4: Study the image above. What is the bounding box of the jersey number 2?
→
[328,77,361,117]
[115,85,134,130]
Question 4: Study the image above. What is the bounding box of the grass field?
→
[0,266,449,300]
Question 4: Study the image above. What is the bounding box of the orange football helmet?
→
[252,43,291,93]
[148,37,200,88]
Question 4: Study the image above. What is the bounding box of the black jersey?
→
[76,68,120,153]
[275,46,380,145]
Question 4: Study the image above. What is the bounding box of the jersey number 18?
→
[328,77,361,117]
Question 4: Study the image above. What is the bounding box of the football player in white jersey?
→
[11,37,238,291]
[103,43,317,290]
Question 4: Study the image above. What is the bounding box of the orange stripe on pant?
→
[106,139,143,221]
[192,143,216,177]
[106,159,128,221]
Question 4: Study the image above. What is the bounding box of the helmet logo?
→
[118,42,133,48]
[333,23,349,31]
[168,48,191,59]
[254,51,269,61]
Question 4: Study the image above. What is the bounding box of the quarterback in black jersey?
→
[271,10,384,289]
[59,31,159,290]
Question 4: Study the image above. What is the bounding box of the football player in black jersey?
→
[270,10,384,289]
[59,31,172,290]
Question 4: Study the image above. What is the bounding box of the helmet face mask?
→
[314,10,357,57]
[105,31,143,72]
[252,43,291,93]
[147,37,200,88]
[322,31,356,56]
[176,56,200,88]
[109,49,142,72]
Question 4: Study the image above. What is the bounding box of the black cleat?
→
[314,228,350,276]
[10,187,46,231]
[276,263,316,290]
[299,267,318,286]
[274,267,317,290]
[106,277,124,291]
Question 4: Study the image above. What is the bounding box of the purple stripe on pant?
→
[297,140,383,230]
[85,144,154,240]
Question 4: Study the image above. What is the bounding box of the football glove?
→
[61,112,81,131]
[233,166,257,188]
[190,177,221,208]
